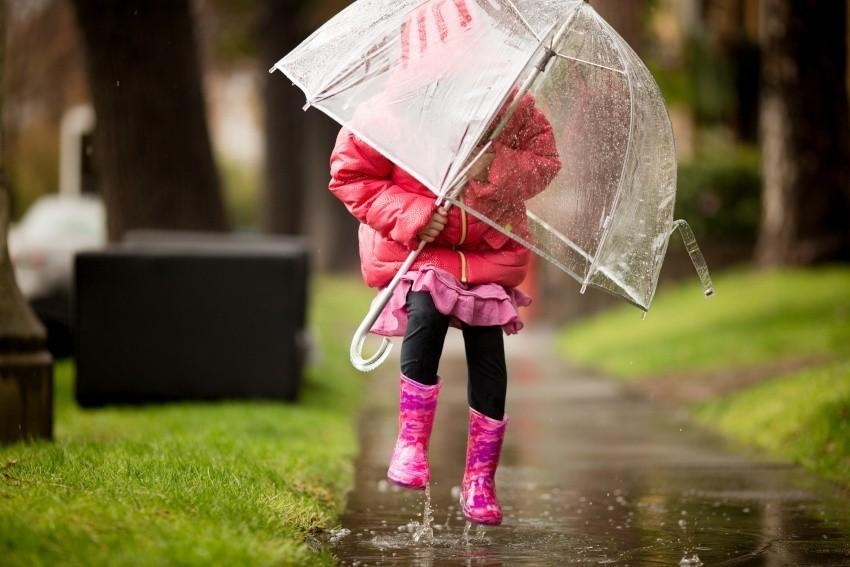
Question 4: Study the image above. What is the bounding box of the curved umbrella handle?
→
[350,240,428,372]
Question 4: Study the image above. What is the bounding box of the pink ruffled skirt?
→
[370,264,532,337]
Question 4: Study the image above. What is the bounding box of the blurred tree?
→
[756,0,850,265]
[700,0,760,141]
[4,0,89,217]
[0,2,53,443]
[260,0,360,270]
[592,0,646,52]
[70,0,228,240]
[260,0,308,235]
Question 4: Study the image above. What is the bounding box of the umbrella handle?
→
[349,240,428,372]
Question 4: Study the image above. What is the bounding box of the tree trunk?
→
[304,110,361,271]
[590,0,645,53]
[755,0,850,265]
[71,0,228,241]
[261,0,307,235]
[0,5,53,444]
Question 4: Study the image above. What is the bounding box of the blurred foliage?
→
[684,32,737,124]
[697,362,850,486]
[7,125,58,220]
[219,157,261,229]
[648,7,756,137]
[204,0,259,65]
[558,266,850,378]
[649,63,693,107]
[204,0,319,65]
[675,142,761,246]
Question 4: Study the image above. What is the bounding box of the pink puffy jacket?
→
[329,94,561,289]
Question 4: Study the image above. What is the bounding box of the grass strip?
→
[694,362,850,485]
[558,266,850,379]
[556,266,850,487]
[0,276,374,566]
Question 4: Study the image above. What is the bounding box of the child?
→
[328,1,561,527]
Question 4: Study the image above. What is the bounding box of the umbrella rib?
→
[551,53,626,75]
[313,102,442,194]
[526,210,594,263]
[454,202,646,308]
[529,205,646,307]
[307,0,432,106]
[438,123,473,194]
[310,32,400,105]
[440,29,560,193]
[442,6,580,193]
[452,201,585,283]
[502,0,543,42]
[581,10,636,293]
[270,68,314,109]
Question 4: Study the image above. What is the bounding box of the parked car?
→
[8,194,106,357]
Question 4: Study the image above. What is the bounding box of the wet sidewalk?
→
[330,329,850,566]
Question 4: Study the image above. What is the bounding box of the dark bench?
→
[74,232,309,406]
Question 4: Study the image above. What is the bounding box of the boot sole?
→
[387,471,428,490]
[459,495,502,525]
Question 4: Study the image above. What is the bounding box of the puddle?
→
[331,334,850,565]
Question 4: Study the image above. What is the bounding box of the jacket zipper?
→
[457,208,468,283]
[457,250,468,283]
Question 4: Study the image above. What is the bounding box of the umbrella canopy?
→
[272,0,713,311]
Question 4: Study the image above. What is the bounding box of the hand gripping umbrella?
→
[271,0,714,371]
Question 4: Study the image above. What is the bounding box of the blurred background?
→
[1,0,848,342]
[1,3,848,560]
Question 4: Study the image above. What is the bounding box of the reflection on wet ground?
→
[331,330,850,566]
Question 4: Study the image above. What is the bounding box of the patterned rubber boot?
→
[387,374,441,489]
[460,407,508,525]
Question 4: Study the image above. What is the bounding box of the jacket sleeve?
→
[468,94,562,202]
[329,128,434,250]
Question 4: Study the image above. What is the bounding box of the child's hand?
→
[418,206,449,243]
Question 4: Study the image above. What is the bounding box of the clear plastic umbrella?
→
[271,0,713,371]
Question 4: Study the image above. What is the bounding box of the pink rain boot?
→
[460,407,508,525]
[387,374,441,489]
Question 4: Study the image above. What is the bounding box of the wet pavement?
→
[330,329,850,566]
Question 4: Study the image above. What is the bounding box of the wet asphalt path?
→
[330,329,850,566]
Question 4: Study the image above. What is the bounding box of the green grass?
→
[559,266,850,379]
[0,276,375,566]
[695,362,850,484]
[557,266,850,487]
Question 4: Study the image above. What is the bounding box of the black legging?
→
[400,292,507,420]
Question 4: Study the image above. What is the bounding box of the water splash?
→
[677,509,703,566]
[459,521,488,546]
[461,521,472,545]
[412,484,435,544]
[679,553,703,566]
[327,527,351,544]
